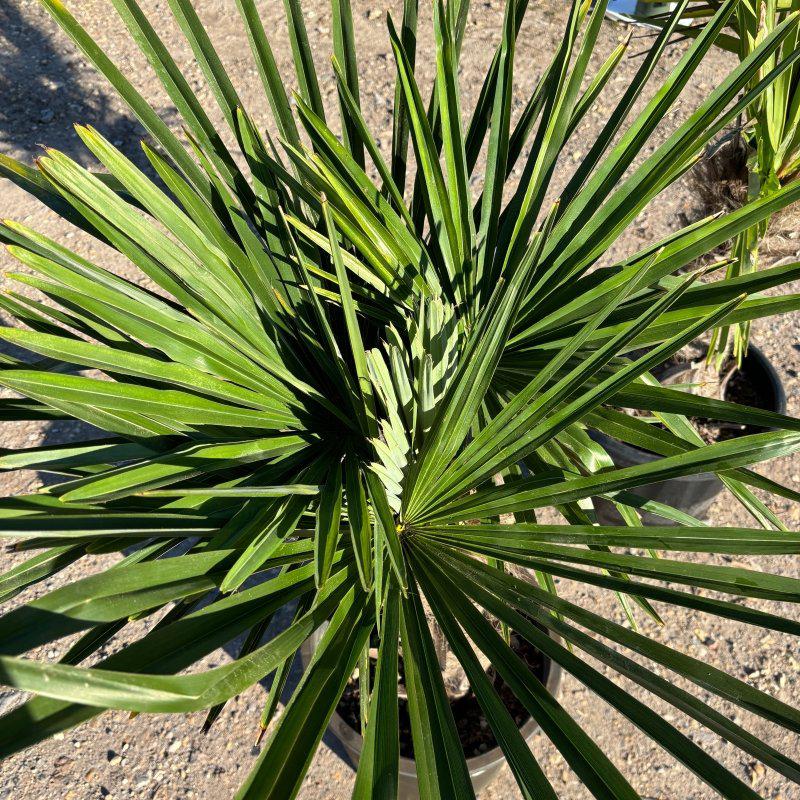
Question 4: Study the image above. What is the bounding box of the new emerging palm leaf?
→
[3,0,800,797]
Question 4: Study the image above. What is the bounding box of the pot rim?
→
[301,626,563,777]
[591,343,786,474]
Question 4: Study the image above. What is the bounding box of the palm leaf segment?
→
[1,1,800,798]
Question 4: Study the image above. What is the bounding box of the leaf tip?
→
[254,726,267,747]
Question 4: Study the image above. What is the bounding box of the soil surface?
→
[2,1,800,799]
[336,632,546,760]
[650,346,779,443]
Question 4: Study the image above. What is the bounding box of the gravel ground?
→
[1,1,800,798]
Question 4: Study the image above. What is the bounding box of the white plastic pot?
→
[300,625,563,799]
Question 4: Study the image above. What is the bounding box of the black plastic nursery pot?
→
[592,345,786,525]
[300,626,563,799]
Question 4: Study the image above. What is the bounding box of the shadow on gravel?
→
[0,3,154,167]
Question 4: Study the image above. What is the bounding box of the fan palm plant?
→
[3,0,800,798]
[653,0,800,363]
